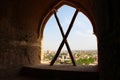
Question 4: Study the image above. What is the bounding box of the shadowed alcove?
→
[0,0,120,80]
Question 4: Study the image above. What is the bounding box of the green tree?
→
[76,57,95,65]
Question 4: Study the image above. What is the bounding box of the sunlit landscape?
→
[42,50,97,65]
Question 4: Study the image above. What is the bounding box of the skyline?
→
[43,5,97,51]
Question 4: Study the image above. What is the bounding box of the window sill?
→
[21,64,99,80]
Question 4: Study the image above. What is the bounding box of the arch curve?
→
[39,0,97,40]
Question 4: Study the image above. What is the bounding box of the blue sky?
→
[43,5,97,51]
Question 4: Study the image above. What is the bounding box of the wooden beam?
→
[50,9,79,66]
[53,10,76,66]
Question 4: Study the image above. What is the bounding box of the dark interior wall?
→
[0,0,41,66]
[95,0,120,80]
[0,0,42,78]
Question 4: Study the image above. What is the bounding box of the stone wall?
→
[0,0,42,67]
[95,0,120,80]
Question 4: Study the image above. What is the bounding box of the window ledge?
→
[22,64,98,72]
[21,64,99,80]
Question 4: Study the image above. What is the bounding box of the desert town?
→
[42,50,98,65]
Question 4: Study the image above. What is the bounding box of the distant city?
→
[42,50,98,65]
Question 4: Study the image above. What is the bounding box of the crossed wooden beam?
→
[50,9,79,66]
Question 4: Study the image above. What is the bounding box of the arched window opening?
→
[42,5,98,66]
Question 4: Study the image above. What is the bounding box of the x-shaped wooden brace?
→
[50,9,79,66]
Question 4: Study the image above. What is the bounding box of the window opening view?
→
[42,5,98,66]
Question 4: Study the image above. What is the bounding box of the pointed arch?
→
[39,0,97,63]
[39,0,97,40]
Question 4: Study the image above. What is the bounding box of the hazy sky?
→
[43,5,97,51]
